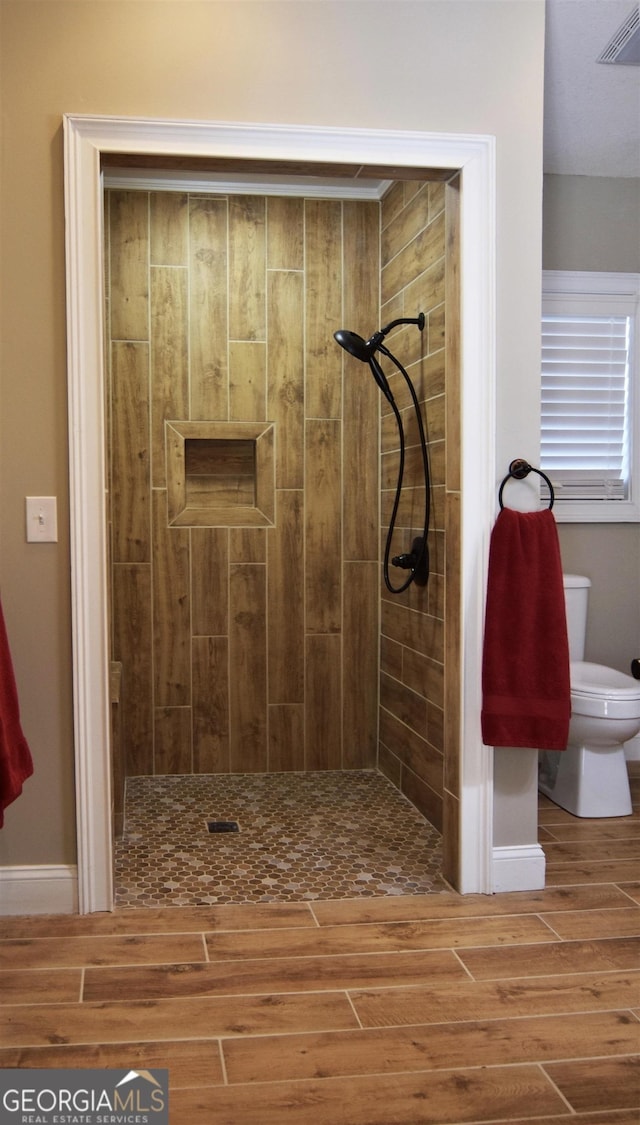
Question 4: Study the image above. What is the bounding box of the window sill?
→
[550,499,640,523]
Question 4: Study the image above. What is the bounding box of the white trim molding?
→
[492,845,546,893]
[103,166,393,199]
[64,114,497,911]
[0,865,79,916]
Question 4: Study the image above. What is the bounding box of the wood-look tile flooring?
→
[1,777,638,1124]
[114,770,445,907]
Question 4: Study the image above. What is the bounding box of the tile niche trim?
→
[165,419,275,527]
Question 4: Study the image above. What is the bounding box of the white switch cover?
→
[26,496,58,542]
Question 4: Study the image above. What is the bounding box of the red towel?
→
[0,598,33,826]
[481,507,571,750]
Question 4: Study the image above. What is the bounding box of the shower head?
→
[333,328,385,363]
[334,313,424,363]
[334,314,425,402]
[334,328,392,399]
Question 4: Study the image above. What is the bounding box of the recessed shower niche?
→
[165,420,275,526]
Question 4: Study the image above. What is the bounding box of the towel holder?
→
[498,458,555,510]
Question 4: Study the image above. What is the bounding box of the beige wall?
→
[543,174,640,274]
[556,527,640,672]
[0,0,546,869]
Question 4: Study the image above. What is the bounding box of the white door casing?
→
[63,115,496,912]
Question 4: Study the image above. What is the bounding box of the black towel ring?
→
[498,458,555,510]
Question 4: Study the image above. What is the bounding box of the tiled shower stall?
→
[105,173,461,889]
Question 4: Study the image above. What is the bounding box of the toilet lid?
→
[571,661,640,701]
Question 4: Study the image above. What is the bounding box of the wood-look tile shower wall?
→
[106,190,380,784]
[376,180,460,850]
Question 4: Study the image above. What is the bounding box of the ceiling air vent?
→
[597,5,640,65]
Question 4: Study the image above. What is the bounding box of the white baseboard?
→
[0,865,78,916]
[492,844,546,893]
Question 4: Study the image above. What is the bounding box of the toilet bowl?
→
[539,661,640,817]
[538,577,640,818]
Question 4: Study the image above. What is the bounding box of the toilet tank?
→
[563,574,591,662]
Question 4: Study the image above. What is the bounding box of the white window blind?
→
[540,272,640,522]
[541,312,631,500]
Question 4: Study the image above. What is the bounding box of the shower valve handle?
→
[391,536,429,587]
[392,553,414,570]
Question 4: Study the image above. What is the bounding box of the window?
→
[541,271,640,522]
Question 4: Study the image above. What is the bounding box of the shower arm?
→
[380,314,425,336]
[366,314,425,362]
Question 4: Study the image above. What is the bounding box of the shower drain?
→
[207,819,240,833]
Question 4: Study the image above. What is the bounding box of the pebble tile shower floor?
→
[114,770,445,907]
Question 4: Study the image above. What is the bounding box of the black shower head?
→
[334,314,425,402]
[334,329,392,399]
[334,314,424,363]
[333,328,384,363]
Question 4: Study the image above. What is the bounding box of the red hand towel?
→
[481,507,571,750]
[0,599,33,826]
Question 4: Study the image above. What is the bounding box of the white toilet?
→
[538,574,640,817]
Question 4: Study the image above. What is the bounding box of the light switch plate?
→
[26,496,58,542]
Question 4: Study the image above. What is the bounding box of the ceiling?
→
[544,0,640,177]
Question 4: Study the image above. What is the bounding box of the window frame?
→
[541,270,640,523]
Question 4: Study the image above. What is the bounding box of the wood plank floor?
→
[1,778,638,1125]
